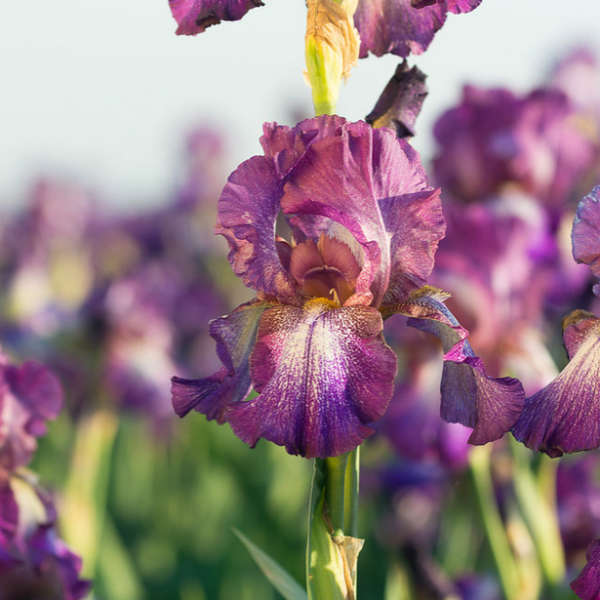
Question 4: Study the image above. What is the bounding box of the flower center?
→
[288,234,360,305]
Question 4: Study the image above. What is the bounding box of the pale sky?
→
[2,1,600,209]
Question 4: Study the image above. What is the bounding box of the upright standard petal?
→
[216,156,297,301]
[571,539,600,600]
[169,0,264,35]
[573,186,600,291]
[171,301,270,422]
[227,300,397,457]
[382,287,525,444]
[512,311,600,457]
[280,120,437,305]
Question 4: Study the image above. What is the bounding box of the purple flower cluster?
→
[0,126,233,427]
[0,353,89,599]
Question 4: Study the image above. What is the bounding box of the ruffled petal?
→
[382,287,525,444]
[171,301,270,422]
[280,119,437,305]
[380,189,445,303]
[355,0,447,58]
[512,310,600,457]
[169,0,264,35]
[227,300,397,457]
[216,156,297,301]
[573,186,600,287]
[571,539,600,600]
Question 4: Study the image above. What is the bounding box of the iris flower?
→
[512,186,600,456]
[172,116,525,457]
[168,0,482,58]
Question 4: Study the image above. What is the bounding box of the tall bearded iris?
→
[172,116,525,458]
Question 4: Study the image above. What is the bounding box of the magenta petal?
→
[171,301,270,423]
[169,0,264,35]
[446,0,482,12]
[281,120,436,305]
[227,301,397,458]
[355,0,447,58]
[512,312,600,457]
[573,186,600,286]
[386,289,525,444]
[217,156,296,301]
[572,540,600,600]
[381,189,445,303]
[4,362,63,435]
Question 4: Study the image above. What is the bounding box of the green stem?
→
[469,445,520,600]
[306,450,361,600]
[509,436,566,590]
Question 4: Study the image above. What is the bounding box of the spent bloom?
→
[172,115,525,458]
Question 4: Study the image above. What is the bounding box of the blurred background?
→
[2,1,600,599]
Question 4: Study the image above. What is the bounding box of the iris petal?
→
[382,287,525,444]
[571,539,600,600]
[171,301,270,422]
[227,300,397,457]
[169,0,264,35]
[512,311,600,457]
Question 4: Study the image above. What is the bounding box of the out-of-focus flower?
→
[512,187,600,456]
[557,456,600,560]
[571,539,600,600]
[0,357,63,471]
[0,474,90,600]
[0,352,88,599]
[432,86,596,213]
[173,115,525,458]
[432,193,560,394]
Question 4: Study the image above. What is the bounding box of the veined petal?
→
[168,0,264,35]
[382,287,525,444]
[281,120,437,305]
[512,311,600,457]
[227,300,397,457]
[171,301,270,422]
[571,539,600,600]
[355,0,446,58]
[216,156,297,301]
[573,186,600,288]
[380,189,445,303]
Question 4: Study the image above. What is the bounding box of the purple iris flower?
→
[433,85,596,214]
[512,187,600,456]
[169,0,482,59]
[172,116,525,458]
[0,356,63,472]
[0,474,90,600]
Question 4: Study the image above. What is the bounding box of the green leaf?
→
[233,528,307,600]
